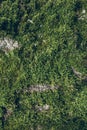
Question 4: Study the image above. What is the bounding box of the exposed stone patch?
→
[78,9,87,20]
[72,67,82,79]
[1,106,13,126]
[23,85,59,93]
[27,19,34,24]
[0,37,19,53]
[35,104,50,112]
[4,109,13,121]
[82,9,86,14]
[72,67,87,81]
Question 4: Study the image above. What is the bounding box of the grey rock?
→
[0,37,19,53]
[24,85,59,93]
[35,104,50,112]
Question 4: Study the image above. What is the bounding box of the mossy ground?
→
[0,0,87,129]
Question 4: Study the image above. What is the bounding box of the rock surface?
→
[0,37,19,53]
[35,104,50,112]
[23,85,59,93]
[72,67,87,80]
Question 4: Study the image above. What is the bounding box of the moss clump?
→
[0,0,87,129]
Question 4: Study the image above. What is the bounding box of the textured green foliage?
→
[0,0,87,129]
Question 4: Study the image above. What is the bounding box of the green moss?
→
[0,0,87,129]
